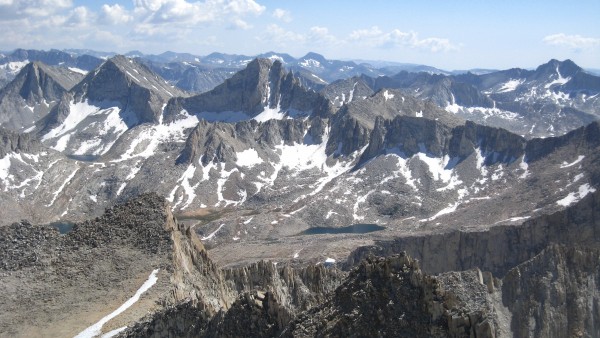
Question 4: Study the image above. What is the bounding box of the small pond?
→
[47,221,76,234]
[66,154,101,162]
[298,223,386,236]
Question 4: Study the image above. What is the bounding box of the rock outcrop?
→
[0,127,40,157]
[0,193,233,337]
[327,88,464,156]
[284,253,494,338]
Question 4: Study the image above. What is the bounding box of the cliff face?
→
[0,127,40,157]
[346,189,600,277]
[501,245,600,338]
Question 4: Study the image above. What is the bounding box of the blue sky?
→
[0,0,599,70]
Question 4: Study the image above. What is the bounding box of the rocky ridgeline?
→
[0,220,60,270]
[177,117,326,166]
[345,188,600,276]
[63,192,173,253]
[122,258,346,337]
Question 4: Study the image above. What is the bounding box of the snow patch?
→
[42,100,101,140]
[235,148,263,167]
[201,224,225,241]
[556,184,596,207]
[74,269,159,338]
[383,90,394,101]
[420,202,459,222]
[497,79,524,93]
[113,112,199,162]
[170,164,199,210]
[560,155,585,168]
[68,67,88,75]
[46,168,78,207]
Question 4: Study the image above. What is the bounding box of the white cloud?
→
[0,0,72,19]
[224,0,264,15]
[100,4,132,25]
[65,6,94,27]
[272,8,291,23]
[230,18,252,30]
[308,26,339,45]
[543,33,600,49]
[260,24,305,45]
[130,0,265,36]
[349,26,458,52]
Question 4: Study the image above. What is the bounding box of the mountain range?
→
[0,50,599,337]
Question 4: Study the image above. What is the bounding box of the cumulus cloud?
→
[260,24,305,46]
[543,33,600,49]
[100,4,132,25]
[308,26,339,45]
[272,8,291,23]
[349,26,458,52]
[65,6,94,27]
[0,0,72,19]
[132,0,264,25]
[230,18,252,30]
[130,0,265,35]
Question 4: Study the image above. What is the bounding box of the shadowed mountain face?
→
[0,62,83,131]
[163,58,333,124]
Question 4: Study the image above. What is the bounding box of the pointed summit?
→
[71,55,185,124]
[0,62,83,130]
[533,59,583,80]
[38,56,188,156]
[164,58,332,123]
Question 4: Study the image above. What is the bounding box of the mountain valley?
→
[0,50,599,337]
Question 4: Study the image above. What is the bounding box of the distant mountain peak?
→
[300,52,328,63]
[535,58,582,78]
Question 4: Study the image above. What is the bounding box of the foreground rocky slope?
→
[121,189,600,338]
[1,186,598,337]
[0,193,344,337]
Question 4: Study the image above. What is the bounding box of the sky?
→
[0,0,599,71]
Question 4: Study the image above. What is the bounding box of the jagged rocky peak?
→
[534,58,582,79]
[176,117,323,165]
[0,61,83,130]
[285,253,494,337]
[12,61,82,102]
[327,88,464,156]
[72,55,185,124]
[163,57,333,123]
[0,127,40,158]
[320,76,375,107]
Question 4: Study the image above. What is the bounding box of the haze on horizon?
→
[0,0,598,71]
